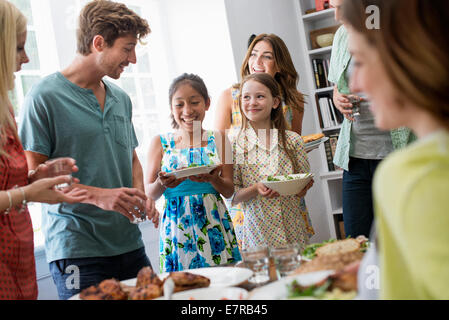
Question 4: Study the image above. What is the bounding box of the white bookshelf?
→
[295,0,344,239]
[309,46,332,56]
[302,7,335,21]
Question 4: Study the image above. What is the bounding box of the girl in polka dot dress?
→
[232,73,315,251]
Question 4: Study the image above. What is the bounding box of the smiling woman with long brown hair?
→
[342,0,449,299]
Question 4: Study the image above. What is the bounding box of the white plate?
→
[249,270,335,300]
[305,137,329,152]
[155,286,248,300]
[261,173,314,196]
[165,165,219,179]
[158,267,254,287]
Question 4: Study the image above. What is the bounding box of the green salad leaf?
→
[287,279,332,299]
[301,239,336,260]
[267,174,295,182]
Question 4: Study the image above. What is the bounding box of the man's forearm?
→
[132,151,145,193]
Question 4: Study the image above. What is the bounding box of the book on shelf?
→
[322,58,331,88]
[315,0,330,11]
[324,139,335,171]
[329,132,343,171]
[329,133,338,158]
[322,131,342,173]
[312,58,332,89]
[316,92,343,129]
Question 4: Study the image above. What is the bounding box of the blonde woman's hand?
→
[255,182,280,199]
[24,175,88,204]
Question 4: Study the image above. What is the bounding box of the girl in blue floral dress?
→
[146,73,241,272]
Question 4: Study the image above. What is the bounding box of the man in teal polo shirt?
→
[18,1,158,300]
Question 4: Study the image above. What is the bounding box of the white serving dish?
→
[165,164,219,179]
[261,173,314,196]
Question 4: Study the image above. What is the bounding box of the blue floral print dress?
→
[159,131,241,272]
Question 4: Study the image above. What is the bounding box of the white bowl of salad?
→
[261,173,314,196]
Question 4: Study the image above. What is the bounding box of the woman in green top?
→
[328,0,415,238]
[343,0,449,299]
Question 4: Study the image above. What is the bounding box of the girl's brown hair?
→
[77,0,151,55]
[238,34,305,113]
[238,73,298,173]
[342,0,449,127]
[168,73,210,129]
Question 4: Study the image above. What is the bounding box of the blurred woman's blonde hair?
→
[342,0,449,128]
[0,0,27,155]
[239,33,305,113]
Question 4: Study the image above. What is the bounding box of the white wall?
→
[224,0,331,243]
[157,0,237,129]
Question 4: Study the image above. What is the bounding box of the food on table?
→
[315,238,362,257]
[288,273,357,300]
[294,250,364,274]
[80,279,128,300]
[288,277,332,299]
[167,271,211,293]
[128,284,163,300]
[301,236,368,260]
[301,239,337,260]
[136,266,163,288]
[288,259,359,300]
[78,266,211,300]
[266,174,295,182]
[302,133,325,143]
[295,236,369,274]
[330,268,358,292]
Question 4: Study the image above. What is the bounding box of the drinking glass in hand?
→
[47,158,73,189]
[241,246,270,285]
[270,244,302,278]
[131,199,147,224]
[348,96,361,116]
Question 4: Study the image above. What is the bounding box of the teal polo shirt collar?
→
[55,72,120,114]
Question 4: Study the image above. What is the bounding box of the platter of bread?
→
[302,133,325,143]
[302,133,329,152]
